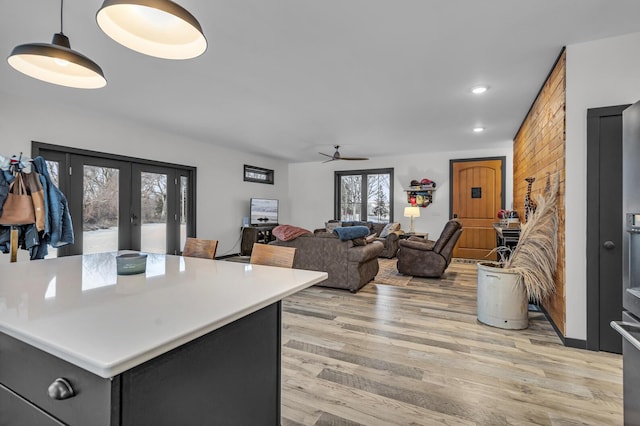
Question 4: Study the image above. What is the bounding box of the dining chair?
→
[249,243,296,268]
[182,237,218,259]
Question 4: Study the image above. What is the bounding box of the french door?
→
[33,143,195,257]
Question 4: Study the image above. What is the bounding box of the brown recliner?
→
[396,219,463,277]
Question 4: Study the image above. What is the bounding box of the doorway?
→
[586,105,629,354]
[32,142,196,256]
[450,157,505,260]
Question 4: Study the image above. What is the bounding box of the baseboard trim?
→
[537,303,588,349]
[562,337,587,349]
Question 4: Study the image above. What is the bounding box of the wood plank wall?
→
[513,50,566,335]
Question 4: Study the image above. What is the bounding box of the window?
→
[244,164,274,184]
[335,168,394,223]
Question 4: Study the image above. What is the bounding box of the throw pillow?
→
[272,225,312,242]
[379,222,400,238]
[325,221,342,232]
[365,233,377,244]
[352,237,367,246]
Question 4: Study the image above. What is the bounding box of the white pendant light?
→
[96,0,207,60]
[7,0,106,89]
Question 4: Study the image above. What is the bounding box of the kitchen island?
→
[0,252,327,425]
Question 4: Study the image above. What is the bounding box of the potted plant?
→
[477,175,559,329]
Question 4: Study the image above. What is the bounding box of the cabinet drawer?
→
[0,384,64,426]
[0,333,117,426]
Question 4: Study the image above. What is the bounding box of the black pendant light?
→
[7,0,106,89]
[96,0,207,60]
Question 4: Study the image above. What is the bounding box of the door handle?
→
[603,240,615,249]
[611,321,640,351]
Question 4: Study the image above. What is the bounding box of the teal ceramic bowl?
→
[116,253,148,275]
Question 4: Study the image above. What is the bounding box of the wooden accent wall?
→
[513,50,566,335]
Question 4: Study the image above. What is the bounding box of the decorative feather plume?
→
[504,174,559,302]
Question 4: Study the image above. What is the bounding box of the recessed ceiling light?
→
[473,127,485,133]
[471,86,488,95]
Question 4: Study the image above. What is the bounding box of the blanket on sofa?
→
[272,225,312,241]
[333,225,370,241]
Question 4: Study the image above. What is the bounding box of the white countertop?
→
[0,253,327,378]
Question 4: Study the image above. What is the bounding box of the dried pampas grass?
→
[503,175,559,303]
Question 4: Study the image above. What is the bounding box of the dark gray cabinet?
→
[0,302,281,425]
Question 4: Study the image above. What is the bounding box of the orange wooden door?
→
[451,158,504,260]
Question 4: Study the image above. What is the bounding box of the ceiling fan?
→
[319,145,369,163]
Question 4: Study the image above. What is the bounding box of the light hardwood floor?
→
[280,260,623,426]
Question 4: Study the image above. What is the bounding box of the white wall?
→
[288,146,513,238]
[0,92,290,262]
[565,31,640,339]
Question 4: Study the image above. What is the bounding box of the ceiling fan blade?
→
[341,156,369,161]
[319,152,334,158]
[322,158,336,163]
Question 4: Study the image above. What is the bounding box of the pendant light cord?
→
[60,0,64,34]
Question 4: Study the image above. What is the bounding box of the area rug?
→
[373,258,412,287]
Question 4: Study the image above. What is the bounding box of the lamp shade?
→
[7,33,106,89]
[96,0,207,60]
[404,206,420,218]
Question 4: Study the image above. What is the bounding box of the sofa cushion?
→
[372,223,386,236]
[272,225,312,241]
[333,225,370,241]
[379,222,401,238]
[325,221,342,232]
[315,231,339,239]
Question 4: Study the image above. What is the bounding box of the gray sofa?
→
[271,232,384,292]
[316,221,403,258]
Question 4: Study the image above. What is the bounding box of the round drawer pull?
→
[48,377,75,400]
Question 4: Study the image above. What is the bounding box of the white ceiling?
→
[3,1,640,163]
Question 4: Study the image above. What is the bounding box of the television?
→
[250,198,279,226]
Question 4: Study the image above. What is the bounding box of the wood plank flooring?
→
[280,261,623,426]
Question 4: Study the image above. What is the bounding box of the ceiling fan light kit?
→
[7,0,106,89]
[319,145,369,163]
[96,0,207,60]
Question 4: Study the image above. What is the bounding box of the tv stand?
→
[241,225,278,256]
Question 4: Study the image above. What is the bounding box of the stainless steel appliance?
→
[611,100,640,425]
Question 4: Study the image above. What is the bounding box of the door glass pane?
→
[340,175,361,221]
[180,176,188,251]
[83,166,119,254]
[140,172,167,254]
[44,160,60,258]
[367,173,391,223]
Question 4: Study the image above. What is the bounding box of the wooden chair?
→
[249,243,296,268]
[182,237,218,259]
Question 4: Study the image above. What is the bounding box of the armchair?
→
[396,219,463,277]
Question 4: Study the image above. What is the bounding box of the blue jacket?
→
[32,156,74,257]
[0,170,9,216]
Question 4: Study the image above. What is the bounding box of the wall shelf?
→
[405,186,436,207]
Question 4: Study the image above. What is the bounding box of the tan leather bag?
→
[0,173,36,226]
